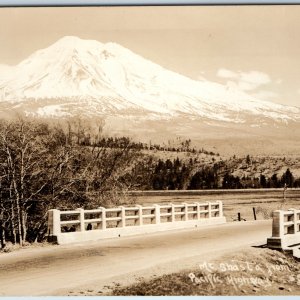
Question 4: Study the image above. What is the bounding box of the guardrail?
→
[267,209,300,250]
[48,201,226,245]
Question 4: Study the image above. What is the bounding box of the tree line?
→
[127,159,300,191]
[85,136,218,156]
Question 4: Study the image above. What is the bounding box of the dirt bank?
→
[108,247,300,296]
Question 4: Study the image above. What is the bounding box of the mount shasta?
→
[0,36,299,154]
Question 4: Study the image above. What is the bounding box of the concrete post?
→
[297,211,300,234]
[196,202,200,220]
[77,208,85,232]
[120,206,126,227]
[207,202,212,219]
[154,204,161,224]
[295,210,298,234]
[99,207,106,230]
[48,209,61,236]
[217,201,223,218]
[267,210,285,249]
[183,203,189,221]
[272,210,284,237]
[171,204,175,222]
[136,205,143,226]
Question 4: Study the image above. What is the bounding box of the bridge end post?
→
[267,210,284,249]
[47,209,61,243]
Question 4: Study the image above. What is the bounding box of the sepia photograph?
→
[0,3,300,296]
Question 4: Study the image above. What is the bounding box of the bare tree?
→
[0,117,140,245]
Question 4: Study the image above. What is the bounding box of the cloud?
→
[217,68,271,91]
[251,91,278,101]
[217,68,238,79]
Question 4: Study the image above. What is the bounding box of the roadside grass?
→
[0,241,53,254]
[109,248,300,296]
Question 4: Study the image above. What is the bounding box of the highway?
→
[0,220,271,296]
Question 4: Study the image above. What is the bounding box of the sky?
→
[0,5,300,107]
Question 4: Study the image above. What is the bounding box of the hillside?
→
[121,143,300,190]
[135,144,300,181]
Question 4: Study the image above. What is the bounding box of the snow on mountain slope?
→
[0,35,299,123]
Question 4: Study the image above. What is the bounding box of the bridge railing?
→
[267,209,300,249]
[48,201,223,238]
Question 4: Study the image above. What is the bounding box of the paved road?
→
[0,220,271,296]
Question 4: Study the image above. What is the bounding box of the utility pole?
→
[283,183,287,203]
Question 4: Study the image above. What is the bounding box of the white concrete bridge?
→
[48,201,225,244]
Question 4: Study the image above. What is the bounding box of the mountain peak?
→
[57,35,82,42]
[48,35,104,51]
[0,36,299,126]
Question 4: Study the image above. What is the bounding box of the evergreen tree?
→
[281,168,294,187]
[259,174,267,188]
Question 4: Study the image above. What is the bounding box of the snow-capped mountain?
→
[0,36,299,125]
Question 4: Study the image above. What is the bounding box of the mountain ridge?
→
[0,35,299,125]
[1,36,300,156]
